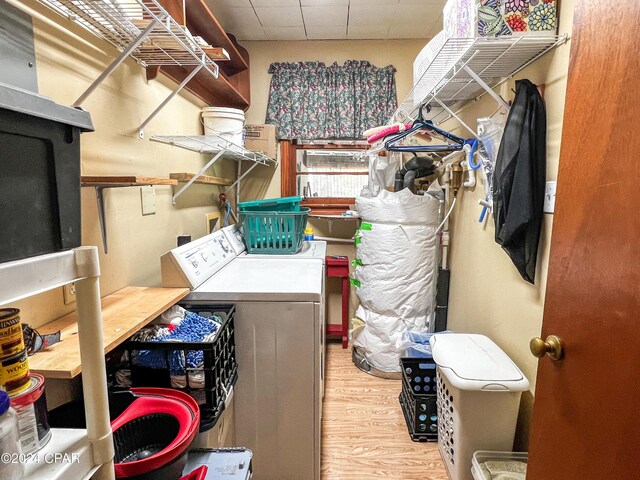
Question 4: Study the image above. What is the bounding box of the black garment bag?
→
[493,79,546,284]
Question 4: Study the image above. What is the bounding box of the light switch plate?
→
[544,181,557,213]
[141,186,156,215]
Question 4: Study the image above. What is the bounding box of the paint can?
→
[10,373,50,454]
[0,350,30,395]
[0,309,25,358]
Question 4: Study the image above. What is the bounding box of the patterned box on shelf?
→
[444,0,557,38]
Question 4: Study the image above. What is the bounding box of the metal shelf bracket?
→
[73,17,163,107]
[138,60,211,139]
[172,150,225,205]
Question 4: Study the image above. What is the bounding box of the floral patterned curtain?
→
[266,61,397,140]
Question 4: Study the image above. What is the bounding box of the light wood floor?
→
[322,342,448,480]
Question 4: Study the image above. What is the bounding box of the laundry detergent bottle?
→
[304,226,314,241]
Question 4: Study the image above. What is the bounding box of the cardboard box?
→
[244,124,277,159]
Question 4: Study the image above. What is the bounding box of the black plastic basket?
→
[123,305,237,432]
[399,357,438,442]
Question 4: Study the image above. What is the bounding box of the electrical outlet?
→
[63,283,76,305]
[140,186,156,215]
[544,181,557,214]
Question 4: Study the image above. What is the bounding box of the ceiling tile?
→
[255,7,304,27]
[392,4,440,28]
[399,0,444,4]
[301,0,349,5]
[427,16,443,37]
[388,22,431,38]
[348,6,396,27]
[302,6,348,26]
[426,18,442,35]
[264,26,307,40]
[251,0,300,6]
[347,25,389,39]
[205,0,252,11]
[217,7,262,31]
[306,25,347,39]
[233,26,268,40]
[349,0,398,5]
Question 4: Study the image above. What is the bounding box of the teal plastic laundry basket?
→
[238,196,302,213]
[240,207,310,254]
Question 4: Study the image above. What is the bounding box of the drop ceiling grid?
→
[205,0,445,41]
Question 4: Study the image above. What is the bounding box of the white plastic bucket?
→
[201,107,245,150]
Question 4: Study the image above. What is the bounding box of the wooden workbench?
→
[29,286,189,379]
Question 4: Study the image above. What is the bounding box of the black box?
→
[399,357,439,442]
[0,84,93,263]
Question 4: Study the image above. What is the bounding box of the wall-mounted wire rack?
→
[36,0,227,137]
[151,134,278,206]
[395,34,568,137]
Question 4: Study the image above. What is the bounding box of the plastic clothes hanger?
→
[384,104,466,153]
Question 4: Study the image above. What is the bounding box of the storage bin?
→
[123,305,237,432]
[472,451,528,480]
[0,83,93,264]
[238,196,302,213]
[398,357,438,442]
[182,448,253,480]
[429,334,529,480]
[240,207,310,254]
[443,0,558,39]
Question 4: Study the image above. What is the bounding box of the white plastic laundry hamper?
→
[429,334,530,480]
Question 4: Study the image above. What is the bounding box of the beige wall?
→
[443,1,574,449]
[9,0,236,329]
[238,39,427,326]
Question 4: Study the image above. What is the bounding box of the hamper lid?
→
[429,334,529,392]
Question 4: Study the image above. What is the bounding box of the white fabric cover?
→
[352,190,440,372]
[357,188,440,224]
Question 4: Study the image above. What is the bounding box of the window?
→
[281,141,369,214]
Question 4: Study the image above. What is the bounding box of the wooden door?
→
[527,1,640,478]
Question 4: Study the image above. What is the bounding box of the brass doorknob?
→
[530,335,564,361]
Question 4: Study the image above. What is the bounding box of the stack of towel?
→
[478,460,527,480]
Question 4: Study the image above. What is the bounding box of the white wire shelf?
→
[151,135,277,165]
[37,0,220,71]
[37,0,226,135]
[151,134,277,205]
[396,34,568,122]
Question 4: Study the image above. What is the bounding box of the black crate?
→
[401,357,438,394]
[399,357,438,442]
[123,305,237,432]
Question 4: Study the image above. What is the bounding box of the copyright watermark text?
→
[1,452,81,464]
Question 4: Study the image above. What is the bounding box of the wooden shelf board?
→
[81,176,178,187]
[170,172,232,186]
[159,64,250,110]
[185,0,248,76]
[29,286,190,379]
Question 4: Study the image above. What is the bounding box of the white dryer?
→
[161,229,325,480]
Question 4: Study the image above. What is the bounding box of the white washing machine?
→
[222,225,328,399]
[161,229,325,480]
